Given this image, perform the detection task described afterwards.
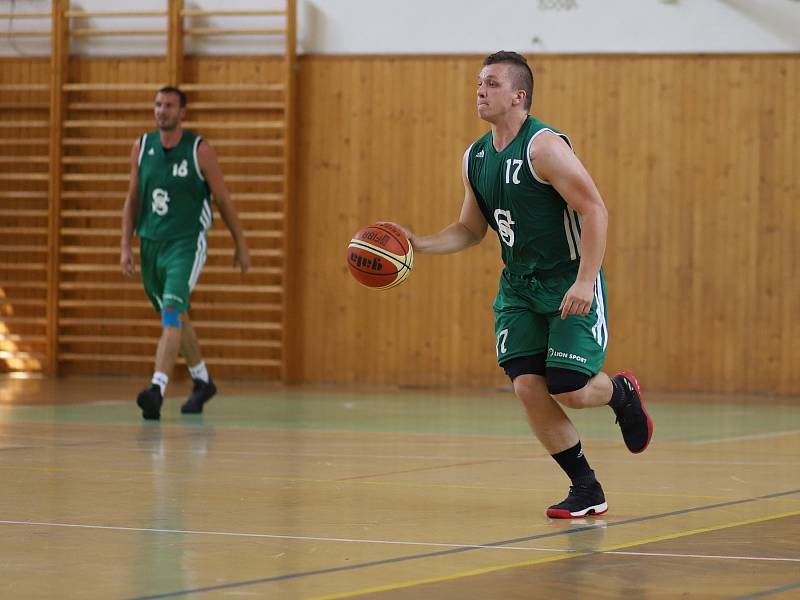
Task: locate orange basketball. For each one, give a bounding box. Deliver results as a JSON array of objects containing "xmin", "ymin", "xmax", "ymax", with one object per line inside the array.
[{"xmin": 347, "ymin": 222, "xmax": 414, "ymax": 290}]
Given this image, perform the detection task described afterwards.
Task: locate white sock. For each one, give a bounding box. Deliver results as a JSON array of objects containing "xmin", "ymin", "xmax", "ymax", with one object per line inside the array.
[
  {"xmin": 151, "ymin": 371, "xmax": 169, "ymax": 396},
  {"xmin": 188, "ymin": 361, "xmax": 209, "ymax": 383}
]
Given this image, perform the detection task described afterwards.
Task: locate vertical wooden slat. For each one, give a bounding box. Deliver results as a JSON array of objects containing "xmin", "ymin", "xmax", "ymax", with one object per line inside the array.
[
  {"xmin": 282, "ymin": 0, "xmax": 298, "ymax": 382},
  {"xmin": 46, "ymin": 0, "xmax": 68, "ymax": 374},
  {"xmin": 167, "ymin": 0, "xmax": 184, "ymax": 86}
]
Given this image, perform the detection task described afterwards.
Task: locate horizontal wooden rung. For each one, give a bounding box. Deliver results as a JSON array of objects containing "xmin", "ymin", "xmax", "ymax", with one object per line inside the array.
[
  {"xmin": 63, "ymin": 83, "xmax": 161, "ymax": 91},
  {"xmin": 58, "ymin": 264, "xmax": 282, "ymax": 276},
  {"xmin": 71, "ymin": 29, "xmax": 166, "ymax": 37},
  {"xmin": 185, "ymin": 28, "xmax": 287, "ymax": 36},
  {"xmin": 59, "ymin": 335, "xmax": 282, "ymax": 349},
  {"xmin": 0, "ymin": 84, "xmax": 49, "ymax": 91},
  {"xmin": 0, "ymin": 31, "xmax": 50, "ymax": 38},
  {"xmin": 179, "ymin": 83, "xmax": 284, "ymax": 92},
  {"xmin": 0, "ymin": 298, "xmax": 47, "ymax": 306},
  {"xmin": 62, "ymin": 174, "xmax": 128, "ymax": 181},
  {"xmin": 213, "ymin": 139, "xmax": 284, "ymax": 147},
  {"xmin": 0, "ymin": 209, "xmax": 48, "ymax": 217},
  {"xmin": 59, "ymin": 282, "xmax": 140, "ymax": 291},
  {"xmin": 0, "ymin": 121, "xmax": 48, "ymax": 127},
  {"xmin": 58, "ymin": 228, "xmax": 283, "ymax": 239},
  {"xmin": 0, "ymin": 173, "xmax": 49, "ymax": 180},
  {"xmin": 0, "ymin": 137, "xmax": 49, "ymax": 145},
  {"xmin": 0, "ymin": 227, "xmax": 47, "ymax": 235},
  {"xmin": 0, "ymin": 262, "xmax": 47, "ymax": 270},
  {"xmin": 0, "ymin": 245, "xmax": 48, "ymax": 252},
  {"xmin": 0, "ymin": 350, "xmax": 46, "ymax": 360},
  {"xmin": 0, "ymin": 334, "xmax": 47, "ymax": 343},
  {"xmin": 181, "ymin": 9, "xmax": 286, "ymax": 17},
  {"xmin": 0, "ymin": 317, "xmax": 47, "ymax": 325},
  {"xmin": 226, "ymin": 175, "xmax": 283, "ymax": 182},
  {"xmin": 64, "ymin": 10, "xmax": 166, "ymax": 18},
  {"xmin": 58, "ymin": 318, "xmax": 281, "ymax": 330},
  {"xmin": 0, "ymin": 156, "xmax": 49, "ymax": 163},
  {"xmin": 64, "ymin": 120, "xmax": 153, "ymax": 128},
  {"xmin": 61, "ymin": 209, "xmax": 124, "ymax": 218},
  {"xmin": 57, "ymin": 353, "xmax": 282, "ymax": 367},
  {"xmin": 0, "ymin": 12, "xmax": 50, "ymax": 18},
  {"xmin": 0, "ymin": 103, "xmax": 49, "ymax": 110},
  {"xmin": 58, "ymin": 299, "xmax": 282, "ymax": 311},
  {"xmin": 0, "ymin": 281, "xmax": 48, "ymax": 289},
  {"xmin": 0, "ymin": 191, "xmax": 48, "ymax": 199},
  {"xmin": 62, "ymin": 156, "xmax": 129, "ymax": 165}
]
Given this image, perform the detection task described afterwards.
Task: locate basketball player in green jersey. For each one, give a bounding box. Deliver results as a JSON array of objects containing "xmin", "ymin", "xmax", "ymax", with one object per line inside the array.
[
  {"xmin": 120, "ymin": 86, "xmax": 250, "ymax": 420},
  {"xmin": 394, "ymin": 52, "xmax": 653, "ymax": 518}
]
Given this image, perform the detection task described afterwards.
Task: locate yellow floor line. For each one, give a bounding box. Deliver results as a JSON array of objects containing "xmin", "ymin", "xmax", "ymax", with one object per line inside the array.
[{"xmin": 310, "ymin": 508, "xmax": 800, "ymax": 600}]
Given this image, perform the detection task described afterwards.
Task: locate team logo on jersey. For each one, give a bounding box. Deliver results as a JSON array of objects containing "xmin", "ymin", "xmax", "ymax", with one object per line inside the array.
[
  {"xmin": 494, "ymin": 209, "xmax": 515, "ymax": 247},
  {"xmin": 152, "ymin": 188, "xmax": 170, "ymax": 216}
]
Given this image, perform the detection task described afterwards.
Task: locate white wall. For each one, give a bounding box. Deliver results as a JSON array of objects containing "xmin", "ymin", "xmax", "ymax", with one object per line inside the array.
[{"xmin": 2, "ymin": 0, "xmax": 799, "ymax": 57}]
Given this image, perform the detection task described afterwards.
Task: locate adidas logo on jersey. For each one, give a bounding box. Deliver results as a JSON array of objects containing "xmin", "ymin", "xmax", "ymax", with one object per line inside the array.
[
  {"xmin": 475, "ymin": 149, "xmax": 485, "ymax": 158},
  {"xmin": 148, "ymin": 148, "xmax": 155, "ymax": 155}
]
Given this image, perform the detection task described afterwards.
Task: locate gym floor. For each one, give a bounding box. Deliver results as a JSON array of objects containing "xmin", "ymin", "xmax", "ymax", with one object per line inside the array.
[{"xmin": 1, "ymin": 376, "xmax": 798, "ymax": 599}]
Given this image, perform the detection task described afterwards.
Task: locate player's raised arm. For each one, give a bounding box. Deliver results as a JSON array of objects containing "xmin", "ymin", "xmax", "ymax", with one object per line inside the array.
[
  {"xmin": 396, "ymin": 148, "xmax": 489, "ymax": 255},
  {"xmin": 197, "ymin": 139, "xmax": 251, "ymax": 273},
  {"xmin": 120, "ymin": 138, "xmax": 141, "ymax": 277},
  {"xmin": 531, "ymin": 131, "xmax": 608, "ymax": 319}
]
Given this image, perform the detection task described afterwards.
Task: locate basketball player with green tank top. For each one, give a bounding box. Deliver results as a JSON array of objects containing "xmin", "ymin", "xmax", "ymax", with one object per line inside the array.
[
  {"xmin": 121, "ymin": 86, "xmax": 250, "ymax": 421},
  {"xmin": 391, "ymin": 52, "xmax": 653, "ymax": 518}
]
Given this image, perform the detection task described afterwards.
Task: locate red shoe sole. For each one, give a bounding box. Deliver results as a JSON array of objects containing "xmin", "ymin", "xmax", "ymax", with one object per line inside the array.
[{"xmin": 616, "ymin": 370, "xmax": 653, "ymax": 453}]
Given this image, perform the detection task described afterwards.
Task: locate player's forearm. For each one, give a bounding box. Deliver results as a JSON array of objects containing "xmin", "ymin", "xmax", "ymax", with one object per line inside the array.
[
  {"xmin": 412, "ymin": 222, "xmax": 482, "ymax": 255},
  {"xmin": 215, "ymin": 195, "xmax": 247, "ymax": 245},
  {"xmin": 120, "ymin": 196, "xmax": 138, "ymax": 249},
  {"xmin": 575, "ymin": 206, "xmax": 607, "ymax": 283}
]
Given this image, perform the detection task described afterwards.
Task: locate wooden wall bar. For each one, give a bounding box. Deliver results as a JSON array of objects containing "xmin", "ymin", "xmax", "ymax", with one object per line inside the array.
[{"xmin": 1, "ymin": 51, "xmax": 798, "ymax": 394}]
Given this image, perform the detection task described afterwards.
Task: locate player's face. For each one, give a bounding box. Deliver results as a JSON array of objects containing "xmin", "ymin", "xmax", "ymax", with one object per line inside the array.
[
  {"xmin": 476, "ymin": 64, "xmax": 521, "ymax": 122},
  {"xmin": 154, "ymin": 92, "xmax": 185, "ymax": 131}
]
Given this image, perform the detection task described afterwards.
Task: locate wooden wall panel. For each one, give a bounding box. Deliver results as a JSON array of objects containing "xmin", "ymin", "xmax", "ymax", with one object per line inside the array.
[
  {"xmin": 3, "ymin": 53, "xmax": 798, "ymax": 394},
  {"xmin": 294, "ymin": 54, "xmax": 800, "ymax": 394}
]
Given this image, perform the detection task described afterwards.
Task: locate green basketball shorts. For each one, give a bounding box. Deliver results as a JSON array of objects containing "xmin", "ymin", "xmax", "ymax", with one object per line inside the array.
[
  {"xmin": 492, "ymin": 268, "xmax": 608, "ymax": 376},
  {"xmin": 139, "ymin": 232, "xmax": 208, "ymax": 313}
]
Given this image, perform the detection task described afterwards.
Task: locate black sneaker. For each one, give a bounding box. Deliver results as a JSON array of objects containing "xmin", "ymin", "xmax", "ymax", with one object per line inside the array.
[
  {"xmin": 181, "ymin": 378, "xmax": 217, "ymax": 414},
  {"xmin": 611, "ymin": 371, "xmax": 654, "ymax": 454},
  {"xmin": 546, "ymin": 479, "xmax": 608, "ymax": 519},
  {"xmin": 137, "ymin": 384, "xmax": 163, "ymax": 421}
]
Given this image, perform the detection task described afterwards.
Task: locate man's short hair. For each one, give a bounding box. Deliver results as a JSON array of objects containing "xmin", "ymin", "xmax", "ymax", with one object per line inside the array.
[
  {"xmin": 483, "ymin": 51, "xmax": 534, "ymax": 111},
  {"xmin": 157, "ymin": 86, "xmax": 187, "ymax": 107}
]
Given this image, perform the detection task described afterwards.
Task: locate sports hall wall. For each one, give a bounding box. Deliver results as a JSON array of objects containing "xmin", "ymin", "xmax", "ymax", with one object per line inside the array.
[{"xmin": 1, "ymin": 2, "xmax": 799, "ymax": 394}]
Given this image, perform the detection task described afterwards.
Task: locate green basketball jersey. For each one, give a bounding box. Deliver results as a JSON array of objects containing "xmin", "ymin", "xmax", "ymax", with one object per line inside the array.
[
  {"xmin": 466, "ymin": 116, "xmax": 582, "ymax": 277},
  {"xmin": 136, "ymin": 129, "xmax": 212, "ymax": 241}
]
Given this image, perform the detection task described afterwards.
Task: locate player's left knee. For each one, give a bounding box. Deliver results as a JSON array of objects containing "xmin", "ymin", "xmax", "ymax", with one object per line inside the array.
[
  {"xmin": 547, "ymin": 367, "xmax": 591, "ymax": 408},
  {"xmin": 161, "ymin": 306, "xmax": 184, "ymax": 329}
]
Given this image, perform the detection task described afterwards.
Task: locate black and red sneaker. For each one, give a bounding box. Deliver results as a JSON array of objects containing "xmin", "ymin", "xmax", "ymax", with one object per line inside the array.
[
  {"xmin": 546, "ymin": 479, "xmax": 608, "ymax": 519},
  {"xmin": 611, "ymin": 371, "xmax": 653, "ymax": 454}
]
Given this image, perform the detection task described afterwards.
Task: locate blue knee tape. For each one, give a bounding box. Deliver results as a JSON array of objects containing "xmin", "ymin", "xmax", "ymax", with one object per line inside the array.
[{"xmin": 162, "ymin": 306, "xmax": 183, "ymax": 328}]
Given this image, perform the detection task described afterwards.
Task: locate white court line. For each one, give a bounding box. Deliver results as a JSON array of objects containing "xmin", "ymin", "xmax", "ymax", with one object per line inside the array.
[
  {"xmin": 691, "ymin": 430, "xmax": 800, "ymax": 445},
  {"xmin": 0, "ymin": 520, "xmax": 796, "ymax": 565},
  {"xmin": 0, "ymin": 520, "xmax": 568, "ymax": 553}
]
